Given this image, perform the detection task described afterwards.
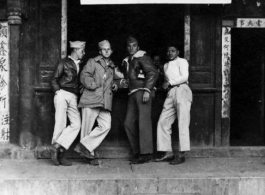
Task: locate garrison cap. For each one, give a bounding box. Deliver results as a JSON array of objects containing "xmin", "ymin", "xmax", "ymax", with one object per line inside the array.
[
  {"xmin": 98, "ymin": 40, "xmax": 111, "ymax": 49},
  {"xmin": 69, "ymin": 41, "xmax": 86, "ymax": 49}
]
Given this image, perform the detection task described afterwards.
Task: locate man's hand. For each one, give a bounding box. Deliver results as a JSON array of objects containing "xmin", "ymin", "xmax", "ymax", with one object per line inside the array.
[
  {"xmin": 79, "ymin": 85, "xmax": 84, "ymax": 93},
  {"xmin": 112, "ymin": 83, "xmax": 118, "ymax": 92},
  {"xmin": 142, "ymin": 91, "xmax": 150, "ymax": 103},
  {"xmin": 120, "ymin": 79, "xmax": 128, "ymax": 88},
  {"xmin": 162, "ymin": 81, "xmax": 170, "ymax": 90}
]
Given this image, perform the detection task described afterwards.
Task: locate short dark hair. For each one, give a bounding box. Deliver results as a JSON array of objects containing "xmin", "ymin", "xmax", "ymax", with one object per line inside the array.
[{"xmin": 166, "ymin": 42, "xmax": 180, "ymax": 51}]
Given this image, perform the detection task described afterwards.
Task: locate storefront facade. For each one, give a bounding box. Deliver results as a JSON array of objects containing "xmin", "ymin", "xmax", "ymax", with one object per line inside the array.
[{"xmin": 1, "ymin": 0, "xmax": 265, "ymax": 158}]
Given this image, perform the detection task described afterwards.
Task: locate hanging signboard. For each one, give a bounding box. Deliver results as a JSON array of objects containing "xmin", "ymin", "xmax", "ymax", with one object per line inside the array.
[
  {"xmin": 0, "ymin": 22, "xmax": 9, "ymax": 142},
  {"xmin": 237, "ymin": 18, "xmax": 265, "ymax": 28},
  {"xmin": 81, "ymin": 0, "xmax": 231, "ymax": 5}
]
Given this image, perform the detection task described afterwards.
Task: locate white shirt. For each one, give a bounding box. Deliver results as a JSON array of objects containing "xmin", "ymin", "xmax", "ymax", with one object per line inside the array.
[
  {"xmin": 68, "ymin": 56, "xmax": 80, "ymax": 74},
  {"xmin": 164, "ymin": 57, "xmax": 189, "ymax": 86}
]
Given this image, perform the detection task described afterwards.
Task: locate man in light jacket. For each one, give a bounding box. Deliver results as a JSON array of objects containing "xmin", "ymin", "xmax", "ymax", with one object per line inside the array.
[{"xmin": 74, "ymin": 40, "xmax": 117, "ymax": 166}]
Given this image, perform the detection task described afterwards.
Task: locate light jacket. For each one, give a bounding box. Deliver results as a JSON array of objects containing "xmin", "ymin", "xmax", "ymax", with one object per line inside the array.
[{"xmin": 78, "ymin": 55, "xmax": 115, "ymax": 111}]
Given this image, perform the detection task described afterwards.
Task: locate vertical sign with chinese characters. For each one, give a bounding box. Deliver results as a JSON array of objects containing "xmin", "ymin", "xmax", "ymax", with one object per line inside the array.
[
  {"xmin": 222, "ymin": 27, "xmax": 231, "ymax": 118},
  {"xmin": 0, "ymin": 22, "xmax": 9, "ymax": 142}
]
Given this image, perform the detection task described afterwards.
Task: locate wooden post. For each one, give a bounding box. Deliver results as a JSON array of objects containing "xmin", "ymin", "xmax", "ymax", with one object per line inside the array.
[
  {"xmin": 7, "ymin": 0, "xmax": 21, "ymax": 144},
  {"xmin": 61, "ymin": 0, "xmax": 67, "ymax": 58}
]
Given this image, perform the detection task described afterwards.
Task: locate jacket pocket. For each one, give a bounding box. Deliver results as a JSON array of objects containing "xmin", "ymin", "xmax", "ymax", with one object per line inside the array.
[{"xmin": 79, "ymin": 87, "xmax": 103, "ymax": 105}]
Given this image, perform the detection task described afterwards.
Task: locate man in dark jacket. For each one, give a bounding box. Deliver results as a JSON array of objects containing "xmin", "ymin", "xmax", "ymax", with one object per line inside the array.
[
  {"xmin": 74, "ymin": 40, "xmax": 117, "ymax": 166},
  {"xmin": 50, "ymin": 41, "xmax": 86, "ymax": 166},
  {"xmin": 123, "ymin": 36, "xmax": 158, "ymax": 164}
]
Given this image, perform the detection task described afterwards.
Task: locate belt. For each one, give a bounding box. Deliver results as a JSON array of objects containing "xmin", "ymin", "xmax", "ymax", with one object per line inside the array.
[{"xmin": 168, "ymin": 82, "xmax": 188, "ymax": 90}]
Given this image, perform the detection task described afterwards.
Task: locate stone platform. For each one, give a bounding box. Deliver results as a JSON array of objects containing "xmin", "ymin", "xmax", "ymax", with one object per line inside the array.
[{"xmin": 1, "ymin": 157, "xmax": 265, "ymax": 195}]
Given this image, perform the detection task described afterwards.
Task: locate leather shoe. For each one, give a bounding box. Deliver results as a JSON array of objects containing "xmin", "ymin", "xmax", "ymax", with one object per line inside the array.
[
  {"xmin": 131, "ymin": 154, "xmax": 151, "ymax": 164},
  {"xmin": 155, "ymin": 154, "xmax": 174, "ymax": 162},
  {"xmin": 88, "ymin": 159, "xmax": 100, "ymax": 166},
  {"xmin": 58, "ymin": 148, "xmax": 72, "ymax": 166},
  {"xmin": 74, "ymin": 143, "xmax": 95, "ymax": 159},
  {"xmin": 170, "ymin": 155, "xmax": 185, "ymax": 165},
  {"xmin": 50, "ymin": 144, "xmax": 60, "ymax": 166}
]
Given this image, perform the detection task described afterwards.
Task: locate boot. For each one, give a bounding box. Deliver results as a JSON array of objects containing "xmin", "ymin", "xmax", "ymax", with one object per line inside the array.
[
  {"xmin": 50, "ymin": 143, "xmax": 60, "ymax": 166},
  {"xmin": 58, "ymin": 148, "xmax": 72, "ymax": 166}
]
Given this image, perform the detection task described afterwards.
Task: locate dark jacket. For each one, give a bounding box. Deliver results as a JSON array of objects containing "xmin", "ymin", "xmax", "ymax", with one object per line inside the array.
[
  {"xmin": 123, "ymin": 50, "xmax": 158, "ymax": 93},
  {"xmin": 78, "ymin": 55, "xmax": 115, "ymax": 111},
  {"xmin": 50, "ymin": 57, "xmax": 80, "ymax": 94}
]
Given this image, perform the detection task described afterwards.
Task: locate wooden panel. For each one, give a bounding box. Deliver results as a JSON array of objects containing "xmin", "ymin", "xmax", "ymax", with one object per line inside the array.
[
  {"xmin": 189, "ymin": 72, "xmax": 211, "ymax": 84},
  {"xmin": 190, "ymin": 6, "xmax": 217, "ymax": 88},
  {"xmin": 189, "ymin": 93, "xmax": 215, "ymax": 147},
  {"xmin": 37, "ymin": 0, "xmax": 61, "ymax": 85},
  {"xmin": 35, "ymin": 93, "xmax": 55, "ymax": 146},
  {"xmin": 39, "ymin": 67, "xmax": 54, "ymax": 85}
]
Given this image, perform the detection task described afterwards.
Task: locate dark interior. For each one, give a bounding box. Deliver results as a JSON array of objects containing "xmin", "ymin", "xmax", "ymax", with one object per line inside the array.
[
  {"xmin": 230, "ymin": 28, "xmax": 265, "ymax": 146},
  {"xmin": 67, "ymin": 1, "xmax": 185, "ymax": 66}
]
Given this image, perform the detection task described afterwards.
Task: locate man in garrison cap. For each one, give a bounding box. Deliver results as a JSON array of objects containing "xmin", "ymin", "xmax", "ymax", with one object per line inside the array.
[
  {"xmin": 74, "ymin": 40, "xmax": 118, "ymax": 166},
  {"xmin": 123, "ymin": 36, "xmax": 158, "ymax": 164},
  {"xmin": 50, "ymin": 41, "xmax": 86, "ymax": 166}
]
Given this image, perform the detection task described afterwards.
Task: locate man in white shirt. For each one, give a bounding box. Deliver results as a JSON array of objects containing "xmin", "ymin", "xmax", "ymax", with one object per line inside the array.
[{"xmin": 155, "ymin": 43, "xmax": 192, "ymax": 165}]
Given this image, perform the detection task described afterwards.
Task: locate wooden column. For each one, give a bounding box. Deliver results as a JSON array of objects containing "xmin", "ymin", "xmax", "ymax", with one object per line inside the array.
[
  {"xmin": 61, "ymin": 0, "xmax": 67, "ymax": 58},
  {"xmin": 7, "ymin": 0, "xmax": 21, "ymax": 144},
  {"xmin": 18, "ymin": 0, "xmax": 38, "ymax": 149}
]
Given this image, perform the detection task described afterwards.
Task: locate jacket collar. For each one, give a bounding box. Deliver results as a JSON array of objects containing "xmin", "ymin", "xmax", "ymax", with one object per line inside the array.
[
  {"xmin": 123, "ymin": 50, "xmax": 146, "ymax": 63},
  {"xmin": 94, "ymin": 55, "xmax": 115, "ymax": 68}
]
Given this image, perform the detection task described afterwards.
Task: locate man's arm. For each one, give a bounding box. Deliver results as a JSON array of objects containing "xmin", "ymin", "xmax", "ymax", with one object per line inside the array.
[
  {"xmin": 80, "ymin": 59, "xmax": 98, "ymax": 90},
  {"xmin": 140, "ymin": 55, "xmax": 158, "ymax": 92},
  {"xmin": 50, "ymin": 61, "xmax": 64, "ymax": 93}
]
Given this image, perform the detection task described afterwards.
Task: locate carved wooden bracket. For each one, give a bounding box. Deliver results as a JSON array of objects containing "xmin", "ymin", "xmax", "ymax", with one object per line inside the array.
[{"xmin": 7, "ymin": 0, "xmax": 22, "ymax": 25}]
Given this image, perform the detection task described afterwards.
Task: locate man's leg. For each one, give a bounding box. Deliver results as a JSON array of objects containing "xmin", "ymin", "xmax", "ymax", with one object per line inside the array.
[
  {"xmin": 80, "ymin": 107, "xmax": 100, "ymax": 139},
  {"xmin": 50, "ymin": 90, "xmax": 68, "ymax": 165},
  {"xmin": 52, "ymin": 90, "xmax": 67, "ymax": 145},
  {"xmin": 81, "ymin": 109, "xmax": 111, "ymax": 153},
  {"xmin": 124, "ymin": 94, "xmax": 139, "ymax": 155},
  {"xmin": 137, "ymin": 91, "xmax": 154, "ymax": 154},
  {"xmin": 74, "ymin": 107, "xmax": 99, "ymax": 158},
  {"xmin": 55, "ymin": 93, "xmax": 81, "ymax": 150},
  {"xmin": 170, "ymin": 85, "xmax": 192, "ymax": 165},
  {"xmin": 156, "ymin": 91, "xmax": 177, "ymax": 152},
  {"xmin": 176, "ymin": 101, "xmax": 191, "ymax": 152}
]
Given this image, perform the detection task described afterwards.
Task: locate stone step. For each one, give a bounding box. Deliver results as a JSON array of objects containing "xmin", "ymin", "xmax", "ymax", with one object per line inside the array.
[{"xmin": 1, "ymin": 157, "xmax": 265, "ymax": 195}]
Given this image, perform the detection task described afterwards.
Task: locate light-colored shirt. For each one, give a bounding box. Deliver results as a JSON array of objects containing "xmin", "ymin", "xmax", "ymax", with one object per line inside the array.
[
  {"xmin": 164, "ymin": 57, "xmax": 189, "ymax": 86},
  {"xmin": 68, "ymin": 56, "xmax": 80, "ymax": 74}
]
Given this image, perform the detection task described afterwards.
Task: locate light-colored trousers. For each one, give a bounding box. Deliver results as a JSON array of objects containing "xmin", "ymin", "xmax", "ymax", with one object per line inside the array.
[
  {"xmin": 157, "ymin": 84, "xmax": 192, "ymax": 152},
  {"xmin": 80, "ymin": 107, "xmax": 111, "ymax": 153},
  {"xmin": 52, "ymin": 90, "xmax": 81, "ymax": 150}
]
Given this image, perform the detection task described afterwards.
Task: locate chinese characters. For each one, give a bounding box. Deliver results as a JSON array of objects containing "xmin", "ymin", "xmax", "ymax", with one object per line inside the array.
[
  {"xmin": 222, "ymin": 27, "xmax": 231, "ymax": 118},
  {"xmin": 0, "ymin": 22, "xmax": 9, "ymax": 141}
]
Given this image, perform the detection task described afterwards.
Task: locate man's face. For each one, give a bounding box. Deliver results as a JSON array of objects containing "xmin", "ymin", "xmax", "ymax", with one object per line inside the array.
[
  {"xmin": 167, "ymin": 46, "xmax": 179, "ymax": 60},
  {"xmin": 75, "ymin": 48, "xmax": 85, "ymax": 60},
  {"xmin": 153, "ymin": 56, "xmax": 161, "ymax": 67},
  {"xmin": 127, "ymin": 41, "xmax": 139, "ymax": 56},
  {"xmin": 99, "ymin": 45, "xmax": 112, "ymax": 58}
]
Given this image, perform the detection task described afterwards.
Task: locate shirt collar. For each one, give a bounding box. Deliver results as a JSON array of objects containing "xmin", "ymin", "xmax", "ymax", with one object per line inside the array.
[{"xmin": 68, "ymin": 55, "xmax": 80, "ymax": 65}]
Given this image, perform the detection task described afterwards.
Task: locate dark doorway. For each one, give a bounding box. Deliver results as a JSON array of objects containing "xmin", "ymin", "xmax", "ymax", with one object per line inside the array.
[
  {"xmin": 230, "ymin": 28, "xmax": 265, "ymax": 146},
  {"xmin": 66, "ymin": 2, "xmax": 185, "ymax": 155},
  {"xmin": 67, "ymin": 1, "xmax": 185, "ymax": 65}
]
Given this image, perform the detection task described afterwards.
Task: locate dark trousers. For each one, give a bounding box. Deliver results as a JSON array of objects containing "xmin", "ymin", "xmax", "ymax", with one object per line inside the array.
[{"xmin": 124, "ymin": 90, "xmax": 154, "ymax": 155}]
